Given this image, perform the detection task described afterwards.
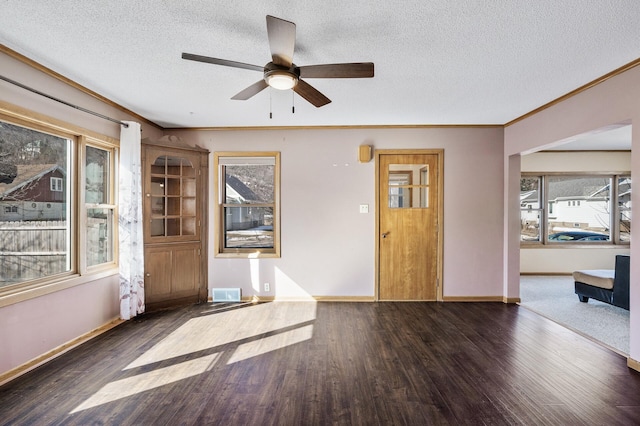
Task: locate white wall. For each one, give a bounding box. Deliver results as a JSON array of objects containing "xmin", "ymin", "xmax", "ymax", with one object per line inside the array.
[
  {"xmin": 170, "ymin": 127, "xmax": 505, "ymax": 299},
  {"xmin": 520, "ymin": 151, "xmax": 631, "ymax": 272},
  {"xmin": 504, "ymin": 64, "xmax": 640, "ymax": 364}
]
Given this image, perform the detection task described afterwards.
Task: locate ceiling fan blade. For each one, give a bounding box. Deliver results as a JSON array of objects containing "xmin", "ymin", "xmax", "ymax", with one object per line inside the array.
[
  {"xmin": 231, "ymin": 80, "xmax": 269, "ymax": 100},
  {"xmin": 182, "ymin": 52, "xmax": 263, "ymax": 72},
  {"xmin": 298, "ymin": 62, "xmax": 375, "ymax": 79},
  {"xmin": 293, "ymin": 79, "xmax": 331, "ymax": 108},
  {"xmin": 266, "ymin": 15, "xmax": 296, "ymax": 67}
]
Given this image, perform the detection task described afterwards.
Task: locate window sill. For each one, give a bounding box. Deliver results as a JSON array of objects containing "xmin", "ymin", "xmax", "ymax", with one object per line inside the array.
[
  {"xmin": 0, "ymin": 267, "xmax": 119, "ymax": 308},
  {"xmin": 216, "ymin": 251, "xmax": 280, "ymax": 259},
  {"xmin": 520, "ymin": 243, "xmax": 630, "ymax": 249}
]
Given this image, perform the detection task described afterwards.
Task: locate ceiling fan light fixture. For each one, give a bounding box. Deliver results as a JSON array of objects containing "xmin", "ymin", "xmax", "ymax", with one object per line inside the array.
[{"xmin": 265, "ymin": 70, "xmax": 298, "ymax": 90}]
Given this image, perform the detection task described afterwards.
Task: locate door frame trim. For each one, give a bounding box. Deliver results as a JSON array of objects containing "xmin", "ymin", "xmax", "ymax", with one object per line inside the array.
[{"xmin": 374, "ymin": 149, "xmax": 444, "ymax": 301}]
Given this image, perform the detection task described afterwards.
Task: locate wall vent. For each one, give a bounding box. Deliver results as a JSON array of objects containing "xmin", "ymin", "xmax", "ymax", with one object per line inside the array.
[{"xmin": 212, "ymin": 288, "xmax": 241, "ymax": 302}]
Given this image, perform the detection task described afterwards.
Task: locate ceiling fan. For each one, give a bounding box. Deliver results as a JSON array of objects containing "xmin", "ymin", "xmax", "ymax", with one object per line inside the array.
[{"xmin": 182, "ymin": 15, "xmax": 374, "ymax": 108}]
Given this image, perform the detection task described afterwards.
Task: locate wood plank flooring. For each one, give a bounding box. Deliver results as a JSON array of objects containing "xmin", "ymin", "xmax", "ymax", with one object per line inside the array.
[{"xmin": 1, "ymin": 302, "xmax": 640, "ymax": 425}]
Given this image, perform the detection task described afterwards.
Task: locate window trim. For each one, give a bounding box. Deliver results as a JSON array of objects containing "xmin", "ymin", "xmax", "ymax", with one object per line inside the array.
[
  {"xmin": 521, "ymin": 172, "xmax": 631, "ymax": 246},
  {"xmin": 0, "ymin": 102, "xmax": 119, "ymax": 307},
  {"xmin": 213, "ymin": 151, "xmax": 281, "ymax": 258}
]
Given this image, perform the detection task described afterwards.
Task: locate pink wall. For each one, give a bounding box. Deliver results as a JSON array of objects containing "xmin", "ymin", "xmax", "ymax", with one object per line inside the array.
[
  {"xmin": 0, "ymin": 51, "xmax": 163, "ymax": 376},
  {"xmin": 170, "ymin": 126, "xmax": 505, "ymax": 300},
  {"xmin": 504, "ymin": 65, "xmax": 640, "ymax": 363},
  {"xmin": 0, "ymin": 275, "xmax": 119, "ymax": 374}
]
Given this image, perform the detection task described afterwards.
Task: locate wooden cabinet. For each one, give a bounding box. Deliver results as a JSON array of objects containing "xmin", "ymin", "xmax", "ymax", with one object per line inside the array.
[{"xmin": 142, "ymin": 138, "xmax": 208, "ymax": 311}]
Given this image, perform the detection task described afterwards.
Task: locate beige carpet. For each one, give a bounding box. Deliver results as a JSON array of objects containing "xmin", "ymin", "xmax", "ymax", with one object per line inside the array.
[{"xmin": 519, "ymin": 275, "xmax": 629, "ymax": 355}]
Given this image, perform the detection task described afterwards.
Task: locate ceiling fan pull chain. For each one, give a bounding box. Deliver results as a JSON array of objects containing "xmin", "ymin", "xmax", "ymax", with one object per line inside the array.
[
  {"xmin": 292, "ymin": 91, "xmax": 295, "ymax": 114},
  {"xmin": 270, "ymin": 90, "xmax": 273, "ymax": 119}
]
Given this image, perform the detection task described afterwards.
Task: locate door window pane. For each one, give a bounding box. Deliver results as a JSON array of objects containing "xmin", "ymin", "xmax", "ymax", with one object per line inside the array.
[{"xmin": 388, "ymin": 164, "xmax": 429, "ymax": 208}]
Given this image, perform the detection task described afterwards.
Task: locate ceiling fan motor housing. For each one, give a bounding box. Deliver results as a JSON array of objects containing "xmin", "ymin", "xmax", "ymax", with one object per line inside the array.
[{"xmin": 263, "ymin": 62, "xmax": 299, "ymax": 90}]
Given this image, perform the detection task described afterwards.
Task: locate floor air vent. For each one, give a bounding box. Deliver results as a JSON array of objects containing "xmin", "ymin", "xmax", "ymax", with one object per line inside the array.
[{"xmin": 212, "ymin": 288, "xmax": 242, "ymax": 302}]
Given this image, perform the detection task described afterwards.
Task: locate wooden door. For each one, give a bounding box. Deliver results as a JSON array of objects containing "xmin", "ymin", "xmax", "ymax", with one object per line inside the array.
[{"xmin": 378, "ymin": 152, "xmax": 442, "ymax": 301}]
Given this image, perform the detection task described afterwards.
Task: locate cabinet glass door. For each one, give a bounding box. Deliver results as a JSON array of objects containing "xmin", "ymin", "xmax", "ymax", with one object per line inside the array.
[{"xmin": 148, "ymin": 154, "xmax": 198, "ymax": 239}]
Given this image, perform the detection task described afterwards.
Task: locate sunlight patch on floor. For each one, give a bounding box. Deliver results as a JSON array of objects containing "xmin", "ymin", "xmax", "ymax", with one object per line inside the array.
[
  {"xmin": 227, "ymin": 324, "xmax": 314, "ymax": 364},
  {"xmin": 70, "ymin": 354, "xmax": 220, "ymax": 413},
  {"xmin": 125, "ymin": 301, "xmax": 317, "ymax": 370},
  {"xmin": 70, "ymin": 302, "xmax": 318, "ymax": 414}
]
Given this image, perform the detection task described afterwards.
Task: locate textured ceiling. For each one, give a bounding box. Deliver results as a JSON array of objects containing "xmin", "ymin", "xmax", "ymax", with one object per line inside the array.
[{"xmin": 1, "ymin": 1, "xmax": 639, "ymax": 129}]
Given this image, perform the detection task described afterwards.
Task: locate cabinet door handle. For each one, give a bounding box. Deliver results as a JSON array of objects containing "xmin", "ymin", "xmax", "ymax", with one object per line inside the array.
[{"xmin": 146, "ymin": 273, "xmax": 150, "ymax": 277}]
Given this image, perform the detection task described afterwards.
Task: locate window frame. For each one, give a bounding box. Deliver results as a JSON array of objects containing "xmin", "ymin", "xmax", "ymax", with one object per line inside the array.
[
  {"xmin": 0, "ymin": 106, "xmax": 119, "ymax": 306},
  {"xmin": 213, "ymin": 151, "xmax": 281, "ymax": 258},
  {"xmin": 521, "ymin": 172, "xmax": 631, "ymax": 246}
]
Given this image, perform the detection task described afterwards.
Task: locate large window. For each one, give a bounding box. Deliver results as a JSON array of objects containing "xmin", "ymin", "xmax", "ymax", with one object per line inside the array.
[
  {"xmin": 521, "ymin": 174, "xmax": 631, "ymax": 245},
  {"xmin": 0, "ymin": 117, "xmax": 117, "ymax": 291},
  {"xmin": 214, "ymin": 152, "xmax": 280, "ymax": 257}
]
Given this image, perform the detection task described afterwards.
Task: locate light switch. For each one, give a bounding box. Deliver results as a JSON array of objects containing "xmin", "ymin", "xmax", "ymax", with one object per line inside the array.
[{"xmin": 359, "ymin": 204, "xmax": 369, "ymax": 213}]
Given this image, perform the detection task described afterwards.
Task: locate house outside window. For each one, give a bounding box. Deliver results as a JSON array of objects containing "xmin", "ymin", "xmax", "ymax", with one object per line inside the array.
[
  {"xmin": 521, "ymin": 174, "xmax": 631, "ymax": 245},
  {"xmin": 214, "ymin": 152, "xmax": 280, "ymax": 258},
  {"xmin": 0, "ymin": 117, "xmax": 117, "ymax": 291}
]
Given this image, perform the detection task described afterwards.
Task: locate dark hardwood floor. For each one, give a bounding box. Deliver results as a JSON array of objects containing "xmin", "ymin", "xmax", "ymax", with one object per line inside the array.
[{"xmin": 1, "ymin": 302, "xmax": 640, "ymax": 425}]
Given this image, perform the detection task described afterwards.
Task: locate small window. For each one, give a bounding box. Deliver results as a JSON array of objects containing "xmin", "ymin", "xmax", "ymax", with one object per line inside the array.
[
  {"xmin": 214, "ymin": 152, "xmax": 280, "ymax": 257},
  {"xmin": 520, "ymin": 176, "xmax": 542, "ymax": 242},
  {"xmin": 85, "ymin": 145, "xmax": 115, "ymax": 267},
  {"xmin": 618, "ymin": 176, "xmax": 631, "ymax": 243},
  {"xmin": 50, "ymin": 177, "xmax": 64, "ymax": 192}
]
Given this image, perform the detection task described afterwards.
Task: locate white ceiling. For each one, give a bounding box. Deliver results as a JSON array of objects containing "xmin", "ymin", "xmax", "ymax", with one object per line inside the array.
[
  {"xmin": 545, "ymin": 124, "xmax": 632, "ymax": 151},
  {"xmin": 1, "ymin": 1, "xmax": 640, "ymax": 130}
]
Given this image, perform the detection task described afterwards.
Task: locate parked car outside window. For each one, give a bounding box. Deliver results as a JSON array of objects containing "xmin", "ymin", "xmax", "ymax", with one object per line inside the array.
[{"xmin": 548, "ymin": 231, "xmax": 609, "ymax": 241}]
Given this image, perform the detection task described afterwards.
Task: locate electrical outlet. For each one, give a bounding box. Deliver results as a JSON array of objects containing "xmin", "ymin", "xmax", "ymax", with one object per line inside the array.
[
  {"xmin": 359, "ymin": 204, "xmax": 369, "ymax": 213},
  {"xmin": 264, "ymin": 283, "xmax": 270, "ymax": 292}
]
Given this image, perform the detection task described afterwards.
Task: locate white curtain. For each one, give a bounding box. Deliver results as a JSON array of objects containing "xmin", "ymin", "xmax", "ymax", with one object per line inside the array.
[{"xmin": 118, "ymin": 121, "xmax": 144, "ymax": 320}]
